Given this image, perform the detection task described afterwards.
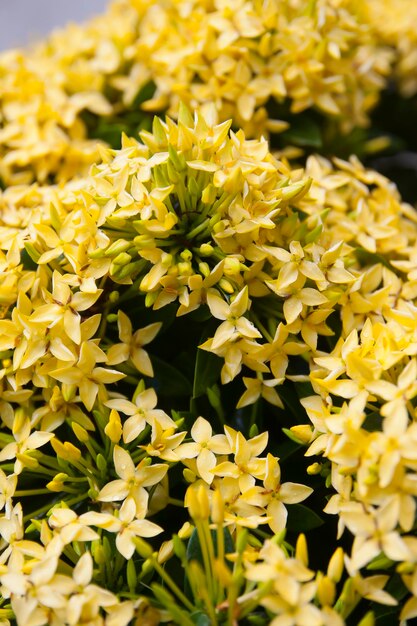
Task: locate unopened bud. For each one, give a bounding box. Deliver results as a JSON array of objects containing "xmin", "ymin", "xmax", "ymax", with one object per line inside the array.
[
  {"xmin": 236, "ymin": 528, "xmax": 249, "ymax": 553},
  {"xmin": 199, "ymin": 243, "xmax": 214, "ymax": 257},
  {"xmin": 212, "ymin": 490, "xmax": 224, "ymax": 524},
  {"xmin": 134, "ymin": 537, "xmax": 154, "ymax": 559},
  {"xmin": 183, "ymin": 468, "xmax": 196, "ymax": 483},
  {"xmin": 295, "ymin": 534, "xmax": 308, "ymax": 566},
  {"xmin": 219, "ymin": 278, "xmax": 234, "ymax": 294},
  {"xmin": 224, "ymin": 257, "xmax": 241, "ymax": 276},
  {"xmin": 280, "ymin": 179, "xmax": 311, "ymax": 202},
  {"xmin": 177, "ymin": 261, "xmax": 192, "ymax": 276},
  {"xmin": 172, "ymin": 535, "xmax": 186, "ymax": 560},
  {"xmin": 327, "ymin": 547, "xmax": 344, "ymax": 583},
  {"xmin": 113, "ymin": 252, "xmax": 132, "ymax": 266},
  {"xmin": 127, "ymin": 558, "xmax": 137, "ymax": 592},
  {"xmin": 180, "ymin": 249, "xmax": 192, "ymax": 262},
  {"xmin": 158, "ymin": 540, "xmax": 174, "ymax": 564},
  {"xmin": 96, "ymin": 454, "xmax": 107, "ymax": 472},
  {"xmin": 201, "ymin": 184, "xmax": 217, "ymax": 205},
  {"xmin": 357, "ymin": 612, "xmax": 375, "ymax": 626},
  {"xmin": 16, "ymin": 453, "xmax": 39, "ymax": 469},
  {"xmin": 145, "ymin": 292, "xmax": 158, "ymax": 307},
  {"xmin": 104, "ymin": 409, "xmax": 122, "ymax": 443},
  {"xmin": 307, "ymin": 462, "xmax": 322, "ymax": 475},
  {"xmin": 289, "ymin": 424, "xmax": 313, "ymax": 444},
  {"xmin": 72, "ymin": 422, "xmax": 89, "ymax": 443},
  {"xmin": 178, "ymin": 522, "xmax": 194, "ymax": 540},
  {"xmin": 51, "ymin": 439, "xmax": 81, "ymax": 462},
  {"xmin": 198, "ymin": 261, "xmax": 210, "ymax": 277},
  {"xmin": 104, "ymin": 240, "xmax": 131, "ymax": 257},
  {"xmin": 317, "ymin": 573, "xmax": 335, "ymax": 607}
]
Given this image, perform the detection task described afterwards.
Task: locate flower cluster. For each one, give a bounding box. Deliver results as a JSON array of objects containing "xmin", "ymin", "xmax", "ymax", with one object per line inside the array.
[
  {"xmin": 362, "ymin": 0, "xmax": 417, "ymax": 96},
  {"xmin": 1, "ymin": 1, "xmax": 417, "ymax": 625},
  {"xmin": 0, "ymin": 0, "xmax": 397, "ymax": 186},
  {"xmin": 0, "ymin": 103, "xmax": 416, "ymax": 624}
]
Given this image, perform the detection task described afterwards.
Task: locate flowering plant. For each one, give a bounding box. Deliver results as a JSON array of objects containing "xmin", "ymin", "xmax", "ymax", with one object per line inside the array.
[{"xmin": 1, "ymin": 1, "xmax": 417, "ymax": 625}]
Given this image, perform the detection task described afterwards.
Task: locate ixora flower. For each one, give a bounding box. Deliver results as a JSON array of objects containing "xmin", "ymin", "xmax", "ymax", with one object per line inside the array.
[
  {"xmin": 362, "ymin": 0, "xmax": 417, "ymax": 96},
  {"xmin": 0, "ymin": 0, "xmax": 394, "ymax": 186},
  {"xmin": 2, "ymin": 0, "xmax": 417, "ymax": 618},
  {"xmin": 82, "ymin": 105, "xmax": 312, "ymax": 303},
  {"xmin": 117, "ymin": 0, "xmax": 392, "ymax": 134}
]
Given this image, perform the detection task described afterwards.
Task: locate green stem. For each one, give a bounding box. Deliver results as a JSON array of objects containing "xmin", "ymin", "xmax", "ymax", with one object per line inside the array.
[
  {"xmin": 15, "ymin": 489, "xmax": 52, "ymax": 496},
  {"xmin": 187, "ymin": 218, "xmax": 210, "ymax": 240},
  {"xmin": 216, "ymin": 522, "xmax": 225, "ymax": 605},
  {"xmin": 23, "ymin": 492, "xmax": 86, "ymax": 523},
  {"xmin": 152, "ymin": 559, "xmax": 196, "ymax": 612},
  {"xmin": 195, "ymin": 520, "xmax": 214, "ymax": 600},
  {"xmin": 167, "ymin": 497, "xmax": 184, "ymax": 507}
]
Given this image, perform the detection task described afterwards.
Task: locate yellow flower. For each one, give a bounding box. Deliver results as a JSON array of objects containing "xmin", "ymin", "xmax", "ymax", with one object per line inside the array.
[
  {"xmin": 50, "ymin": 341, "xmax": 125, "ymax": 411},
  {"xmin": 97, "ymin": 445, "xmax": 168, "ymax": 515},
  {"xmin": 0, "ymin": 414, "xmax": 53, "ymax": 475},
  {"xmin": 341, "ymin": 499, "xmax": 411, "ymax": 571},
  {"xmin": 213, "ymin": 426, "xmax": 268, "ymax": 491},
  {"xmin": 206, "ymin": 286, "xmax": 261, "ymax": 350},
  {"xmin": 105, "ymin": 387, "xmax": 175, "ymax": 443},
  {"xmin": 261, "ymin": 454, "xmax": 313, "ymax": 534},
  {"xmin": 81, "ymin": 497, "xmax": 163, "ymax": 559},
  {"xmin": 237, "ymin": 376, "xmax": 284, "ymax": 409},
  {"xmin": 106, "ymin": 310, "xmax": 161, "ymax": 376},
  {"xmin": 48, "ymin": 507, "xmax": 99, "ymax": 544},
  {"xmin": 29, "ymin": 271, "xmax": 102, "ymax": 345},
  {"xmin": 177, "ymin": 416, "xmax": 231, "ymax": 484},
  {"xmin": 140, "ymin": 421, "xmax": 187, "ymax": 462}
]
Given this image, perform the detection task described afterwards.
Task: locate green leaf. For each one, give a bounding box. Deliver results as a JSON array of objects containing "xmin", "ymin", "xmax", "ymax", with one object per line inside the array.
[
  {"xmin": 275, "ymin": 434, "xmax": 303, "ymax": 462},
  {"xmin": 193, "ymin": 327, "xmax": 222, "ymax": 398},
  {"xmin": 186, "ymin": 527, "xmax": 234, "ymax": 566},
  {"xmin": 281, "ymin": 116, "xmax": 323, "ymax": 148},
  {"xmin": 278, "ymin": 383, "xmax": 304, "ymax": 422},
  {"xmin": 355, "ymin": 248, "xmax": 392, "ymax": 270},
  {"xmin": 21, "ymin": 248, "xmax": 38, "ymax": 271},
  {"xmin": 362, "ymin": 412, "xmax": 382, "ymax": 433},
  {"xmin": 132, "ymin": 81, "xmax": 156, "ymax": 107},
  {"xmin": 286, "ymin": 504, "xmax": 324, "ymax": 532},
  {"xmin": 185, "ymin": 526, "xmax": 234, "ymax": 599},
  {"xmin": 151, "ymin": 356, "xmax": 192, "ymax": 397},
  {"xmin": 191, "ymin": 612, "xmax": 211, "ymax": 626}
]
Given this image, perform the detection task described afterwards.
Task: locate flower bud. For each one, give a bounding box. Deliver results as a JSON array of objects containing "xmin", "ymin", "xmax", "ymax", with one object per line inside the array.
[
  {"xmin": 307, "ymin": 462, "xmax": 322, "ymax": 475},
  {"xmin": 104, "ymin": 240, "xmax": 131, "ymax": 257},
  {"xmin": 172, "ymin": 535, "xmax": 186, "ymax": 560},
  {"xmin": 51, "ymin": 439, "xmax": 82, "ymax": 462},
  {"xmin": 219, "ymin": 278, "xmax": 234, "ymax": 294},
  {"xmin": 183, "ymin": 468, "xmax": 196, "ymax": 483},
  {"xmin": 96, "ymin": 453, "xmax": 107, "ymax": 472},
  {"xmin": 158, "ymin": 540, "xmax": 174, "ymax": 564},
  {"xmin": 296, "ymin": 534, "xmax": 308, "ymax": 566},
  {"xmin": 198, "ymin": 262, "xmax": 210, "ymax": 277},
  {"xmin": 113, "ymin": 252, "xmax": 132, "ymax": 265},
  {"xmin": 16, "ymin": 453, "xmax": 39, "ymax": 470},
  {"xmin": 224, "ymin": 257, "xmax": 241, "ymax": 276},
  {"xmin": 357, "ymin": 612, "xmax": 375, "ymax": 626},
  {"xmin": 72, "ymin": 422, "xmax": 89, "ymax": 443},
  {"xmin": 104, "ymin": 409, "xmax": 122, "ymax": 443},
  {"xmin": 327, "ymin": 547, "xmax": 344, "ymax": 583},
  {"xmin": 289, "ymin": 424, "xmax": 313, "ymax": 444},
  {"xmin": 127, "ymin": 558, "xmax": 137, "ymax": 592},
  {"xmin": 178, "ymin": 522, "xmax": 194, "ymax": 540},
  {"xmin": 211, "ymin": 490, "xmax": 224, "ymax": 524},
  {"xmin": 316, "ymin": 572, "xmax": 336, "ymax": 607},
  {"xmin": 134, "ymin": 537, "xmax": 154, "ymax": 559},
  {"xmin": 199, "ymin": 243, "xmax": 214, "ymax": 256}
]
